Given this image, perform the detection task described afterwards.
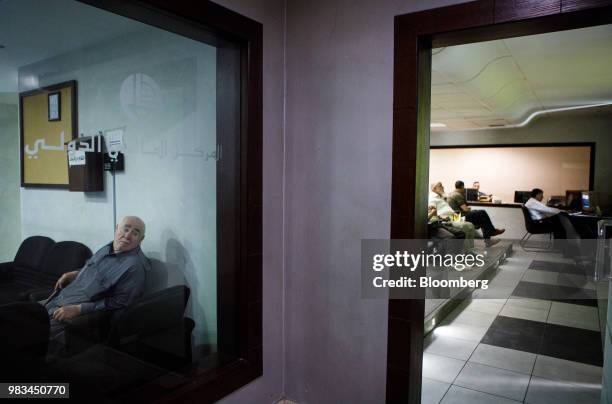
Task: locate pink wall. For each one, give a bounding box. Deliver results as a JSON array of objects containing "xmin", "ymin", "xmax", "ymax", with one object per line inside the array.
[
  {"xmin": 214, "ymin": 0, "xmax": 474, "ymax": 402},
  {"xmin": 283, "ymin": 0, "xmax": 471, "ymax": 403},
  {"xmin": 429, "ymin": 146, "xmax": 591, "ymax": 202}
]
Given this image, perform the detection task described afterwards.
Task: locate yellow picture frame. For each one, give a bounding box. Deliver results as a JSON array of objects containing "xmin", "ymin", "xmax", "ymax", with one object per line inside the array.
[{"xmin": 20, "ymin": 80, "xmax": 77, "ymax": 188}]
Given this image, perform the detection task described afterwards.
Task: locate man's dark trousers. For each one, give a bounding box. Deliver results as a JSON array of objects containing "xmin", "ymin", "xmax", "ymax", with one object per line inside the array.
[
  {"xmin": 539, "ymin": 214, "xmax": 566, "ymax": 239},
  {"xmin": 465, "ymin": 210, "xmax": 495, "ymax": 238}
]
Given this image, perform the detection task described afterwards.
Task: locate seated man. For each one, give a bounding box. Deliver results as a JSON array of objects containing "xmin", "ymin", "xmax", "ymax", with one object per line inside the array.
[
  {"xmin": 447, "ymin": 181, "xmax": 505, "ymax": 246},
  {"xmin": 44, "ymin": 216, "xmax": 148, "ymax": 352},
  {"xmin": 524, "ymin": 188, "xmax": 565, "ymax": 239},
  {"xmin": 429, "ymin": 182, "xmax": 477, "ymax": 252},
  {"xmin": 473, "ymin": 181, "xmax": 492, "ymax": 202},
  {"xmin": 428, "ymin": 205, "xmax": 468, "ymax": 258}
]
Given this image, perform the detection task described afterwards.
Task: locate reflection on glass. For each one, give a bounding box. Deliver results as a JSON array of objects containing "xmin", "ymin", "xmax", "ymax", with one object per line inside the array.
[{"xmin": 0, "ymin": 0, "xmax": 240, "ymax": 399}]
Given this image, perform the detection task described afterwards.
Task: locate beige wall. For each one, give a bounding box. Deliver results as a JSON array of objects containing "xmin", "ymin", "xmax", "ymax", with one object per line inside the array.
[
  {"xmin": 430, "ymin": 110, "xmax": 612, "ymax": 213},
  {"xmin": 429, "ymin": 145, "xmax": 591, "ymax": 203}
]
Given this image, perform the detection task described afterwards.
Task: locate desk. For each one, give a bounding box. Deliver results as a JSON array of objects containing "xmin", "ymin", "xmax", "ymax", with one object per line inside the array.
[
  {"xmin": 469, "ymin": 201, "xmax": 522, "ymax": 209},
  {"xmin": 567, "ymin": 213, "xmax": 612, "ymax": 239}
]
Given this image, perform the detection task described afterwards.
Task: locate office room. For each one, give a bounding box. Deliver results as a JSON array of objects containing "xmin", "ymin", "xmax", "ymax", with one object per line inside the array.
[{"xmin": 421, "ymin": 23, "xmax": 612, "ymax": 404}]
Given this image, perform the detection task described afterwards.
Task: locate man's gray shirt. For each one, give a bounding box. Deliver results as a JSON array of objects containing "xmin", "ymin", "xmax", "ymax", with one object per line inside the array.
[{"xmin": 46, "ymin": 242, "xmax": 147, "ymax": 315}]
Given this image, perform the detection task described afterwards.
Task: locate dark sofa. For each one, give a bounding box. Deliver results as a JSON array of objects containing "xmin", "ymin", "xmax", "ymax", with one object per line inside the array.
[
  {"xmin": 1, "ymin": 237, "xmax": 195, "ymax": 373},
  {"xmin": 0, "ymin": 237, "xmax": 92, "ymax": 305}
]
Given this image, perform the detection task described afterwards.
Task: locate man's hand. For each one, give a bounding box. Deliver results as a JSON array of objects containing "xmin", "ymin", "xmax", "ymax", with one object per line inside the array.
[
  {"xmin": 52, "ymin": 304, "xmax": 81, "ymax": 322},
  {"xmin": 54, "ymin": 270, "xmax": 79, "ymax": 290}
]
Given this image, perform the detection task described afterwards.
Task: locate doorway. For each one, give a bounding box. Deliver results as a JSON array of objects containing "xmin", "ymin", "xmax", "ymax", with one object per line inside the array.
[{"xmin": 389, "ymin": 2, "xmax": 612, "ymax": 403}]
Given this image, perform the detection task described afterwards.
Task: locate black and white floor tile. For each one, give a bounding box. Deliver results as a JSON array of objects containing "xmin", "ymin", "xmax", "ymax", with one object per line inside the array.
[{"xmin": 422, "ymin": 248, "xmax": 605, "ymax": 404}]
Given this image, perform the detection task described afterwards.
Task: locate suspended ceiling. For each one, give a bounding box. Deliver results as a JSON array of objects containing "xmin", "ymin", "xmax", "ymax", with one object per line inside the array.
[{"xmin": 431, "ymin": 23, "xmax": 612, "ymax": 130}]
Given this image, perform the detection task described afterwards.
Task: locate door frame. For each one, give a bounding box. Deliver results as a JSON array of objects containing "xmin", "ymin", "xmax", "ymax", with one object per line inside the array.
[{"xmin": 389, "ymin": 1, "xmax": 612, "ymax": 402}]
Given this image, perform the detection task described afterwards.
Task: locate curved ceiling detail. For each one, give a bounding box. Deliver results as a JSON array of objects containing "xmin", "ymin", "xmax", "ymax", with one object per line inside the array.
[{"xmin": 431, "ymin": 24, "xmax": 612, "ymax": 130}]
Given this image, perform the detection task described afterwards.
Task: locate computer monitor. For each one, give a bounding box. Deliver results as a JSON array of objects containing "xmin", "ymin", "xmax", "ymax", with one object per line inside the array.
[
  {"xmin": 514, "ymin": 191, "xmax": 531, "ymax": 204},
  {"xmin": 546, "ymin": 195, "xmax": 565, "ymax": 208},
  {"xmin": 581, "ymin": 192, "xmax": 591, "ymax": 209},
  {"xmin": 565, "ymin": 190, "xmax": 583, "ymax": 211},
  {"xmin": 466, "ymin": 188, "xmax": 478, "ymax": 202}
]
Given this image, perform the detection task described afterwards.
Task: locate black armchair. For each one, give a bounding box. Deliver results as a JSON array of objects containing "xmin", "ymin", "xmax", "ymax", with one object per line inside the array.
[
  {"xmin": 64, "ymin": 310, "xmax": 114, "ymax": 355},
  {"xmin": 42, "ymin": 241, "xmax": 93, "ymax": 279},
  {"xmin": 0, "ymin": 236, "xmax": 55, "ymax": 281},
  {"xmin": 64, "ymin": 285, "xmax": 194, "ymax": 370},
  {"xmin": 21, "ymin": 241, "xmax": 93, "ymax": 301},
  {"xmin": 520, "ymin": 206, "xmax": 553, "ymax": 251},
  {"xmin": 0, "ymin": 236, "xmax": 55, "ymax": 304},
  {"xmin": 0, "ymin": 239, "xmax": 92, "ymax": 305}
]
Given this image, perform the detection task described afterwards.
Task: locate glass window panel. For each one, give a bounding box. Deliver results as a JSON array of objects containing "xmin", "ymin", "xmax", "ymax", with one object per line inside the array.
[{"xmin": 0, "ymin": 0, "xmax": 244, "ymax": 398}]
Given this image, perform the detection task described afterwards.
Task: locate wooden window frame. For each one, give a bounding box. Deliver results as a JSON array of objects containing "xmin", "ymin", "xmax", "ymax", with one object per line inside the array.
[{"xmin": 390, "ymin": 1, "xmax": 612, "ymax": 402}]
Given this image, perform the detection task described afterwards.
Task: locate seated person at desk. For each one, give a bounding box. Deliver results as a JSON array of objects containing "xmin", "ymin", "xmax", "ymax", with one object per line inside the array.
[
  {"xmin": 447, "ymin": 181, "xmax": 505, "ymax": 246},
  {"xmin": 429, "ymin": 182, "xmax": 478, "ymax": 250},
  {"xmin": 525, "ymin": 188, "xmax": 565, "ymax": 239},
  {"xmin": 44, "ymin": 216, "xmax": 148, "ymax": 352},
  {"xmin": 473, "ymin": 181, "xmax": 492, "ymax": 202}
]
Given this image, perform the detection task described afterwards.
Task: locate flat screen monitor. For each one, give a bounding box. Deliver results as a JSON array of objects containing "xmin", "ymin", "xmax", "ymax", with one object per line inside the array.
[
  {"xmin": 466, "ymin": 188, "xmax": 478, "ymax": 202},
  {"xmin": 565, "ymin": 190, "xmax": 583, "ymax": 211},
  {"xmin": 581, "ymin": 191, "xmax": 591, "ymax": 209},
  {"xmin": 547, "ymin": 195, "xmax": 565, "ymax": 208},
  {"xmin": 514, "ymin": 191, "xmax": 531, "ymax": 204}
]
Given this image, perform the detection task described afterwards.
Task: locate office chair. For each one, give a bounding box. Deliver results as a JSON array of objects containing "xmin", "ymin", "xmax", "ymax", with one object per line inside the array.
[{"xmin": 519, "ymin": 206, "xmax": 554, "ymax": 251}]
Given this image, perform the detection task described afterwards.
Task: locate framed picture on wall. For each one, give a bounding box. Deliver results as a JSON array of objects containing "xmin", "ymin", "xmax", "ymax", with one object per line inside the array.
[
  {"xmin": 20, "ymin": 80, "xmax": 78, "ymax": 188},
  {"xmin": 47, "ymin": 91, "xmax": 61, "ymax": 121}
]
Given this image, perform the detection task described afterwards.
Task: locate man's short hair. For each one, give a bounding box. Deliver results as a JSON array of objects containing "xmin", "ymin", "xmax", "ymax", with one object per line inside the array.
[
  {"xmin": 531, "ymin": 188, "xmax": 543, "ymax": 198},
  {"xmin": 473, "ymin": 181, "xmax": 479, "ymax": 185},
  {"xmin": 431, "ymin": 182, "xmax": 442, "ymax": 191},
  {"xmin": 455, "ymin": 180, "xmax": 465, "ymax": 189}
]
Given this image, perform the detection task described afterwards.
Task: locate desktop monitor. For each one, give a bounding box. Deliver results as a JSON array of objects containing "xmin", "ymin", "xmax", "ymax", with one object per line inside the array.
[
  {"xmin": 514, "ymin": 191, "xmax": 531, "ymax": 204},
  {"xmin": 466, "ymin": 188, "xmax": 478, "ymax": 201},
  {"xmin": 581, "ymin": 192, "xmax": 591, "ymax": 209},
  {"xmin": 565, "ymin": 190, "xmax": 583, "ymax": 211},
  {"xmin": 546, "ymin": 195, "xmax": 565, "ymax": 208}
]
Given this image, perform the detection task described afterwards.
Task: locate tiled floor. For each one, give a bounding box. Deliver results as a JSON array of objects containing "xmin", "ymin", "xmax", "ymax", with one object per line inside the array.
[
  {"xmin": 422, "ymin": 248, "xmax": 605, "ymax": 404},
  {"xmin": 528, "ymin": 260, "xmax": 587, "ymax": 275},
  {"xmin": 425, "ymin": 243, "xmax": 511, "ymax": 318},
  {"xmin": 511, "ymin": 281, "xmax": 597, "ymax": 305},
  {"xmin": 482, "ymin": 316, "xmax": 602, "ymax": 366}
]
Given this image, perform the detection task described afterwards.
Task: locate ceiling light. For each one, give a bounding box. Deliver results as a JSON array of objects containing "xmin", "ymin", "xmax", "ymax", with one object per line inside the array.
[
  {"xmin": 21, "ymin": 75, "xmax": 39, "ymax": 88},
  {"xmin": 430, "ymin": 122, "xmax": 447, "ymax": 128}
]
